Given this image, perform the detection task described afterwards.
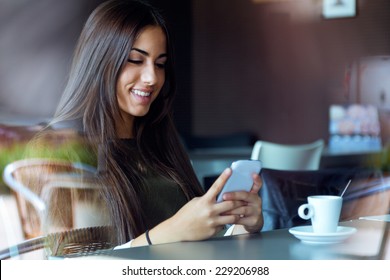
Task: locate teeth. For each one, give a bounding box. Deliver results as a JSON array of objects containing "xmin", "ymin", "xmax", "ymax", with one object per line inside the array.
[{"xmin": 132, "ymin": 89, "xmax": 151, "ymax": 97}]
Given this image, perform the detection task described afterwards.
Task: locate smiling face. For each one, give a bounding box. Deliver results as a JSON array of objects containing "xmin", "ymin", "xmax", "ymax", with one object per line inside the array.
[{"xmin": 116, "ymin": 25, "xmax": 167, "ymax": 137}]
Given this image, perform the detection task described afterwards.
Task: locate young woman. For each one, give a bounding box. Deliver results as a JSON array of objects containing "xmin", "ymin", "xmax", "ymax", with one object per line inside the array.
[{"xmin": 46, "ymin": 0, "xmax": 263, "ymax": 247}]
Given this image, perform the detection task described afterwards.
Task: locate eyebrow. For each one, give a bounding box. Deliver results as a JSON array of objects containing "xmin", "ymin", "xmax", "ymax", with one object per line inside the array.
[{"xmin": 131, "ymin": 48, "xmax": 167, "ymax": 59}]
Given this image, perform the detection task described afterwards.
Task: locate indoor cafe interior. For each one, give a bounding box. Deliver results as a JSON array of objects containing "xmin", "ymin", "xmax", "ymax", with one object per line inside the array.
[{"xmin": 0, "ymin": 0, "xmax": 389, "ymax": 260}]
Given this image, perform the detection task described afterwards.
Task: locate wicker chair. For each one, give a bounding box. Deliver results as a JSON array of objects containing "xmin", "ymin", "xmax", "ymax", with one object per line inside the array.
[
  {"xmin": 2, "ymin": 158, "xmax": 108, "ymax": 239},
  {"xmin": 0, "ymin": 226, "xmax": 114, "ymax": 259}
]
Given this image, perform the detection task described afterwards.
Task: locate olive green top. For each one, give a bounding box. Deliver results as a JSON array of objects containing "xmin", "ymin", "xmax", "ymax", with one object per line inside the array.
[
  {"xmin": 139, "ymin": 171, "xmax": 189, "ymax": 230},
  {"xmin": 112, "ymin": 139, "xmax": 227, "ymax": 238},
  {"xmin": 113, "ymin": 139, "xmax": 188, "ymax": 230}
]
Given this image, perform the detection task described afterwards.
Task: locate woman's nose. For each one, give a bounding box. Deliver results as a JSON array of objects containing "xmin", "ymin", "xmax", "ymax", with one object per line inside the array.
[{"xmin": 141, "ymin": 64, "xmax": 157, "ymax": 85}]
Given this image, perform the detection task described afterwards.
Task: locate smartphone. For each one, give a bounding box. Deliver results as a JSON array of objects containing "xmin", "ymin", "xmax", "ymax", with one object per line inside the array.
[{"xmin": 216, "ymin": 160, "xmax": 262, "ymax": 203}]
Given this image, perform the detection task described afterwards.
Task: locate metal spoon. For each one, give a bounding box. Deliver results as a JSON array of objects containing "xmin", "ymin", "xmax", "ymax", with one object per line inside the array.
[{"xmin": 340, "ymin": 179, "xmax": 352, "ymax": 197}]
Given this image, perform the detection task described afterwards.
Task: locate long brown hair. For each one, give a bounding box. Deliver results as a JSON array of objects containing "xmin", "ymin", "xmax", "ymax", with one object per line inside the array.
[{"xmin": 49, "ymin": 0, "xmax": 204, "ymax": 244}]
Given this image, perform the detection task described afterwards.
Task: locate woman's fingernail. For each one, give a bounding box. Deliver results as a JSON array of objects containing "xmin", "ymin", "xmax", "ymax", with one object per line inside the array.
[{"xmin": 224, "ymin": 168, "xmax": 232, "ymax": 175}]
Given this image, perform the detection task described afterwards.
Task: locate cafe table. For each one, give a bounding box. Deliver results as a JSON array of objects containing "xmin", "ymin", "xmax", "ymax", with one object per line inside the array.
[
  {"xmin": 3, "ymin": 219, "xmax": 388, "ymax": 280},
  {"xmin": 96, "ymin": 217, "xmax": 389, "ymax": 260}
]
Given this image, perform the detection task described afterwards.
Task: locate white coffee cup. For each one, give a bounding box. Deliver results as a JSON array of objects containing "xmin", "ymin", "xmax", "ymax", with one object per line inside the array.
[{"xmin": 298, "ymin": 195, "xmax": 342, "ymax": 233}]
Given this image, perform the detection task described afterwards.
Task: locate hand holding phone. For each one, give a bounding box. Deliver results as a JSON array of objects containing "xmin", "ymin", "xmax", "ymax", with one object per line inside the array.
[{"xmin": 216, "ymin": 160, "xmax": 262, "ymax": 203}]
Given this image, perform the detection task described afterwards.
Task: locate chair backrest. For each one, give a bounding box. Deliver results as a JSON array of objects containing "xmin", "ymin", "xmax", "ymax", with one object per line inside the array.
[
  {"xmin": 2, "ymin": 158, "xmax": 106, "ymax": 239},
  {"xmin": 250, "ymin": 139, "xmax": 324, "ymax": 171}
]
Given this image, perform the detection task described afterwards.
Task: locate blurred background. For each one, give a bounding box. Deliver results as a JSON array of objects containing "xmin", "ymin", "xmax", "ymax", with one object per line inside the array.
[
  {"xmin": 1, "ymin": 1, "xmax": 390, "ymax": 259},
  {"xmin": 1, "ymin": 0, "xmax": 390, "ymax": 144}
]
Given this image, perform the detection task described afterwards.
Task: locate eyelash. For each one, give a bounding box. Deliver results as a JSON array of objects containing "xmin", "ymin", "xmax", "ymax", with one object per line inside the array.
[{"xmin": 127, "ymin": 59, "xmax": 166, "ymax": 69}]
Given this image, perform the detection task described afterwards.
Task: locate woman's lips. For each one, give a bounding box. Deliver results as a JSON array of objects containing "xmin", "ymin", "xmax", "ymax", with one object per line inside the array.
[
  {"xmin": 131, "ymin": 89, "xmax": 152, "ymax": 104},
  {"xmin": 131, "ymin": 89, "xmax": 151, "ymax": 97}
]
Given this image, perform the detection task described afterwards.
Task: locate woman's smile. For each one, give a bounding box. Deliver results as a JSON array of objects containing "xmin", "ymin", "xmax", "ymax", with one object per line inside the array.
[
  {"xmin": 132, "ymin": 89, "xmax": 152, "ymax": 97},
  {"xmin": 130, "ymin": 88, "xmax": 153, "ymax": 105}
]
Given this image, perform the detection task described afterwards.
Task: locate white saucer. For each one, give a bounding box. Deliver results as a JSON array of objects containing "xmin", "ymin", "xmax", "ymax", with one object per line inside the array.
[{"xmin": 289, "ymin": 226, "xmax": 357, "ymax": 245}]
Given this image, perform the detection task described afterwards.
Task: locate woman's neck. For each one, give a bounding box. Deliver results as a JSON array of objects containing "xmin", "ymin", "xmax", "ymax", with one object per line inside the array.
[{"xmin": 116, "ymin": 116, "xmax": 134, "ymax": 139}]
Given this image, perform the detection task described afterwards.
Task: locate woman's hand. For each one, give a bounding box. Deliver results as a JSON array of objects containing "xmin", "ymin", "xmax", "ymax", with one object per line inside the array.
[
  {"xmin": 220, "ymin": 173, "xmax": 263, "ymax": 233},
  {"xmin": 168, "ymin": 168, "xmax": 248, "ymax": 241},
  {"xmin": 131, "ymin": 169, "xmax": 262, "ymax": 247}
]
